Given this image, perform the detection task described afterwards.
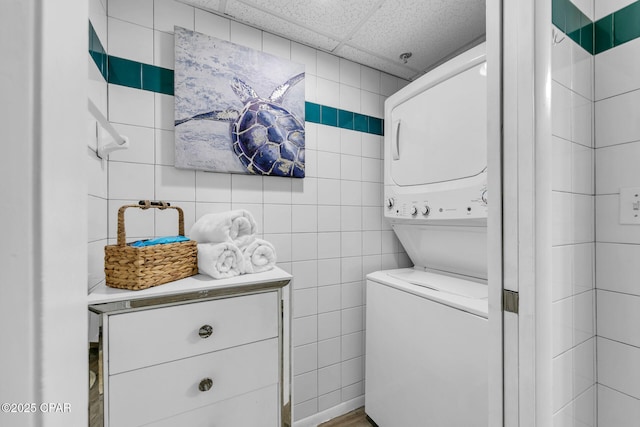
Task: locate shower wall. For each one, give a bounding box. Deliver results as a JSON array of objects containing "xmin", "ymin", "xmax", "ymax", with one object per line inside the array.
[
  {"xmin": 551, "ymin": 0, "xmax": 640, "ymax": 424},
  {"xmin": 594, "ymin": 0, "xmax": 640, "ymax": 423},
  {"xmin": 551, "ymin": 0, "xmax": 597, "ymax": 423}
]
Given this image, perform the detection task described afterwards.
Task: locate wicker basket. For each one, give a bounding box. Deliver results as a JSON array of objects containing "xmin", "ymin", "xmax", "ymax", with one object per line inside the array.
[{"xmin": 104, "ymin": 201, "xmax": 198, "ymax": 290}]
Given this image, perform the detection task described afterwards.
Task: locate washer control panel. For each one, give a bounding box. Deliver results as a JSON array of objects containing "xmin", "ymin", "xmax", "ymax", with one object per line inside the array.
[{"xmin": 385, "ymin": 183, "xmax": 487, "ymax": 221}]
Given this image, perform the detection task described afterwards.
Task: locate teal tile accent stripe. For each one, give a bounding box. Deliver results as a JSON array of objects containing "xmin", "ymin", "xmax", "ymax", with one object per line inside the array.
[
  {"xmin": 88, "ymin": 21, "xmax": 175, "ymax": 95},
  {"xmin": 89, "ymin": 20, "xmax": 383, "ymax": 135},
  {"xmin": 107, "ymin": 55, "xmax": 174, "ymax": 96},
  {"xmin": 552, "ymin": 0, "xmax": 595, "ymax": 53},
  {"xmin": 305, "ymin": 102, "xmax": 383, "ymax": 135},
  {"xmin": 142, "ymin": 64, "xmax": 175, "ymax": 94},
  {"xmin": 321, "ymin": 105, "xmax": 338, "ymax": 127},
  {"xmin": 553, "ymin": 0, "xmax": 640, "ymax": 55},
  {"xmin": 595, "ymin": 13, "xmax": 614, "ymax": 53},
  {"xmin": 595, "ymin": 1, "xmax": 640, "ymax": 53},
  {"xmin": 107, "ymin": 56, "xmax": 141, "ymax": 89},
  {"xmin": 99, "ymin": 54, "xmax": 383, "ymax": 134},
  {"xmin": 613, "ymin": 2, "xmax": 640, "ymax": 45}
]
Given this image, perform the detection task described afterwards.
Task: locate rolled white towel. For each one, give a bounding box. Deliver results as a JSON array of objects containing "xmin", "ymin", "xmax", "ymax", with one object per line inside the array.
[
  {"xmin": 243, "ymin": 239, "xmax": 277, "ymax": 274},
  {"xmin": 197, "ymin": 242, "xmax": 245, "ymax": 279},
  {"xmin": 190, "ymin": 210, "xmax": 257, "ymax": 250}
]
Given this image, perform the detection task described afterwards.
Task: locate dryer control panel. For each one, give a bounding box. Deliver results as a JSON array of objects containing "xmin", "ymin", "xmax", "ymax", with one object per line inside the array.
[{"xmin": 385, "ymin": 182, "xmax": 487, "ymax": 221}]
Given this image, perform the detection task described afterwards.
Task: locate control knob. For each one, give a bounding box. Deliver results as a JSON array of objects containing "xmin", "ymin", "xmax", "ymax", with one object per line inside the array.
[
  {"xmin": 410, "ymin": 205, "xmax": 418, "ymax": 216},
  {"xmin": 481, "ymin": 190, "xmax": 488, "ymax": 205},
  {"xmin": 386, "ymin": 198, "xmax": 394, "ymax": 208},
  {"xmin": 421, "ymin": 205, "xmax": 431, "ymax": 216}
]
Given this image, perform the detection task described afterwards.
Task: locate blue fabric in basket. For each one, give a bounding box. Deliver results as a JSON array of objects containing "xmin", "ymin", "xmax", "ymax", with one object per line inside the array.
[{"xmin": 130, "ymin": 236, "xmax": 190, "ymax": 247}]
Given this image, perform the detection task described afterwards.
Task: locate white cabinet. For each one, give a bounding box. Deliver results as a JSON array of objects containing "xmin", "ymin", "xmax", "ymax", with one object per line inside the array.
[
  {"xmin": 89, "ymin": 269, "xmax": 292, "ymax": 427},
  {"xmin": 108, "ymin": 292, "xmax": 279, "ymax": 375},
  {"xmin": 147, "ymin": 385, "xmax": 279, "ymax": 427}
]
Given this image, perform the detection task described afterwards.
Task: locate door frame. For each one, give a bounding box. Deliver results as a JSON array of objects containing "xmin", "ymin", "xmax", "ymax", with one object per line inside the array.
[
  {"xmin": 486, "ymin": 0, "xmax": 505, "ymax": 425},
  {"xmin": 497, "ymin": 0, "xmax": 554, "ymax": 425}
]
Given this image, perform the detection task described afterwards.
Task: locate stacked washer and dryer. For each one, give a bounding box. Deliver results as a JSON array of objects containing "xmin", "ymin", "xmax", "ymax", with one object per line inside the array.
[{"xmin": 365, "ymin": 44, "xmax": 488, "ymax": 427}]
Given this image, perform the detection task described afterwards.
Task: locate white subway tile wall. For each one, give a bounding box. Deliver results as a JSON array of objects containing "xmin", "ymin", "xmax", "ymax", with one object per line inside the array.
[
  {"xmin": 108, "ymin": 17, "xmax": 154, "ymax": 63},
  {"xmin": 597, "ymin": 384, "xmax": 640, "ymax": 426},
  {"xmin": 108, "ymin": 0, "xmax": 154, "ymax": 28},
  {"xmin": 87, "ymin": 0, "xmax": 409, "ymax": 421},
  {"xmin": 551, "ymin": 6, "xmax": 596, "ymax": 422},
  {"xmin": 594, "ymin": 37, "xmax": 640, "ymax": 101},
  {"xmin": 595, "ymin": 0, "xmax": 640, "ymax": 421},
  {"xmin": 553, "ymin": 381, "xmax": 596, "ymax": 427}
]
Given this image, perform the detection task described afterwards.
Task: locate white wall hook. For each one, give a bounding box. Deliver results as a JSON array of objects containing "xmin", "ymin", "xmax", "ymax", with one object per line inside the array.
[
  {"xmin": 552, "ymin": 28, "xmax": 566, "ymax": 46},
  {"xmin": 87, "ymin": 98, "xmax": 129, "ymax": 159},
  {"xmin": 96, "ymin": 123, "xmax": 129, "ymax": 158}
]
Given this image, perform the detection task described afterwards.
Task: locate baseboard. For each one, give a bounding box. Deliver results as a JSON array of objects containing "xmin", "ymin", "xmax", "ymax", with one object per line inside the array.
[{"xmin": 293, "ymin": 396, "xmax": 365, "ymax": 427}]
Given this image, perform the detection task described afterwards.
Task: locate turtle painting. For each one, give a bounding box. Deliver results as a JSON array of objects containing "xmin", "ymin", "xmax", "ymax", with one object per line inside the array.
[
  {"xmin": 175, "ymin": 73, "xmax": 305, "ymax": 177},
  {"xmin": 173, "ymin": 27, "xmax": 306, "ymax": 178}
]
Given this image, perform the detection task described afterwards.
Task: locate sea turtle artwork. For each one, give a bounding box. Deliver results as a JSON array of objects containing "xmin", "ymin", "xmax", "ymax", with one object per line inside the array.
[
  {"xmin": 175, "ymin": 73, "xmax": 305, "ymax": 177},
  {"xmin": 173, "ymin": 27, "xmax": 306, "ymax": 178}
]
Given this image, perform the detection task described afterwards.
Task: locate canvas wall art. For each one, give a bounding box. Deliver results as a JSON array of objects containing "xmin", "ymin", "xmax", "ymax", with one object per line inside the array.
[{"xmin": 174, "ymin": 26, "xmax": 306, "ymax": 177}]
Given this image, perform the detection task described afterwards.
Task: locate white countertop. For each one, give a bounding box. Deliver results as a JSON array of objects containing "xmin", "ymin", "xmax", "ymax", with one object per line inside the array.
[{"xmin": 88, "ymin": 267, "xmax": 292, "ymax": 306}]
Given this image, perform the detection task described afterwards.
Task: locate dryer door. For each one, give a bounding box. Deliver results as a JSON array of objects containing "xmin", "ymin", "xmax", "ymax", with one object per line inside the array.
[{"xmin": 389, "ymin": 62, "xmax": 487, "ymax": 187}]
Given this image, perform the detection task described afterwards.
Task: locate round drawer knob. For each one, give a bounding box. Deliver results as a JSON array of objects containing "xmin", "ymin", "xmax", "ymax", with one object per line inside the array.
[
  {"xmin": 198, "ymin": 377, "xmax": 213, "ymax": 392},
  {"xmin": 198, "ymin": 324, "xmax": 213, "ymax": 339}
]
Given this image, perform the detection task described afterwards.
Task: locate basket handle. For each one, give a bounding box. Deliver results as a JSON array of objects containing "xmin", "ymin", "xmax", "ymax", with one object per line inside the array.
[{"xmin": 117, "ymin": 200, "xmax": 185, "ymax": 246}]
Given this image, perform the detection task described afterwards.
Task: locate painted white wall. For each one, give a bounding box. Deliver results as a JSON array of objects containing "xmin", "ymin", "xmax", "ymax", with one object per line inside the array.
[
  {"xmin": 550, "ymin": 0, "xmax": 597, "ymax": 424},
  {"xmin": 0, "ymin": 3, "xmax": 39, "ymax": 424},
  {"xmin": 0, "ymin": 1, "xmax": 88, "ymax": 426},
  {"xmin": 88, "ymin": 0, "xmax": 410, "ymax": 422},
  {"xmin": 594, "ymin": 0, "xmax": 640, "ymax": 422}
]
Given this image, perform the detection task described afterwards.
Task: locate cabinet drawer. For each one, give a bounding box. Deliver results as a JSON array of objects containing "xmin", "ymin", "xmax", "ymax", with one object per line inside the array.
[
  {"xmin": 108, "ymin": 291, "xmax": 278, "ymax": 374},
  {"xmin": 108, "ymin": 338, "xmax": 278, "ymax": 427},
  {"xmin": 146, "ymin": 384, "xmax": 278, "ymax": 427}
]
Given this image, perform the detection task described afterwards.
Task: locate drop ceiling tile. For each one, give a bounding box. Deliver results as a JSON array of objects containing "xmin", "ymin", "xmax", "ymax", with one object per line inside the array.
[
  {"xmin": 225, "ymin": 0, "xmax": 341, "ymax": 51},
  {"xmin": 179, "ymin": 0, "xmax": 486, "ymax": 79},
  {"xmin": 348, "ymin": 0, "xmax": 485, "ymax": 73},
  {"xmin": 237, "ymin": 0, "xmax": 382, "ymax": 39}
]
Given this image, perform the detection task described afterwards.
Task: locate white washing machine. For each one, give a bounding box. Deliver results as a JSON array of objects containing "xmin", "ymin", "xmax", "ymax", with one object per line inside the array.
[{"xmin": 365, "ymin": 43, "xmax": 489, "ymax": 426}]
